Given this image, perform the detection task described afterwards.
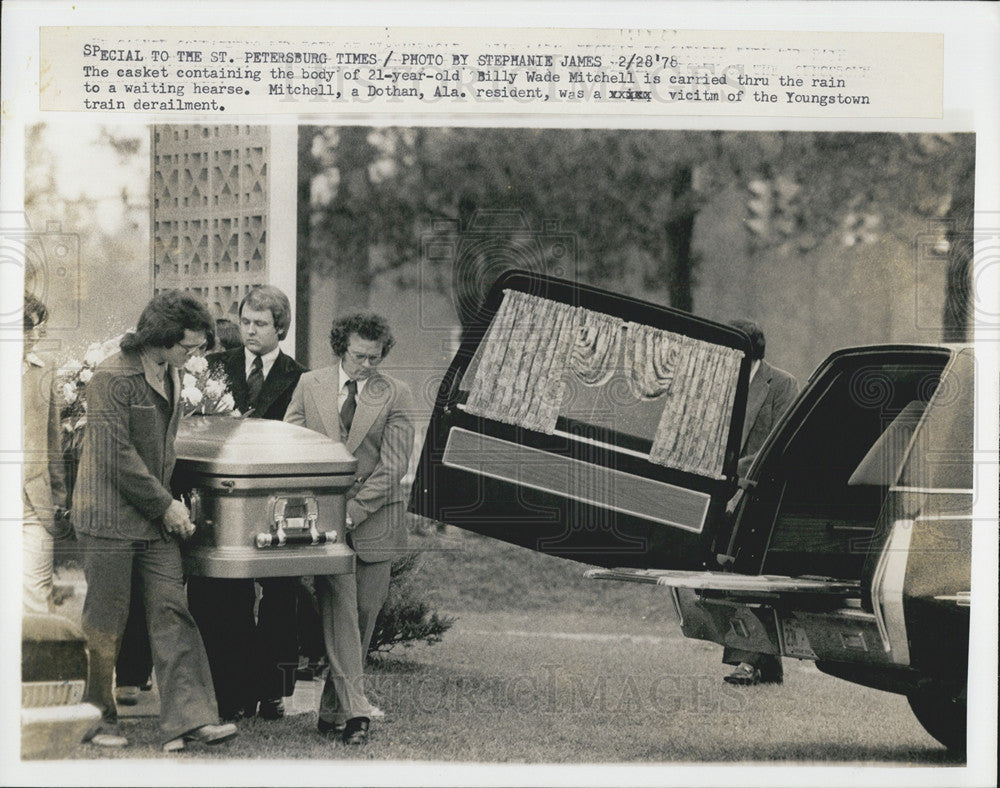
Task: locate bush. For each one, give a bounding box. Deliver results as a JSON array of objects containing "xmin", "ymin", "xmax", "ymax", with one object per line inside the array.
[{"xmin": 367, "ymin": 553, "xmax": 454, "ymax": 660}]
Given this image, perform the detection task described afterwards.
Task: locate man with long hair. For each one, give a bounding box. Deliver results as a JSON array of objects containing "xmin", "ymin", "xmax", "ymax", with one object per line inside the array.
[{"xmin": 72, "ymin": 290, "xmax": 237, "ymax": 751}]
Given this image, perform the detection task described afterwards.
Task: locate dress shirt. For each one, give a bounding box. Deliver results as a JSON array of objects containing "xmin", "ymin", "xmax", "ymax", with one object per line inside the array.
[
  {"xmin": 338, "ymin": 362, "xmax": 369, "ymax": 410},
  {"xmin": 245, "ymin": 346, "xmax": 280, "ymax": 381}
]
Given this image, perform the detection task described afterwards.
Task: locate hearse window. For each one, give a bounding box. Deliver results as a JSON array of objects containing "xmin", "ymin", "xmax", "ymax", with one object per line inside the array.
[
  {"xmin": 897, "ymin": 348, "xmax": 973, "ymax": 492},
  {"xmin": 458, "ymin": 289, "xmax": 743, "ymax": 479},
  {"xmin": 762, "ymin": 359, "xmax": 948, "ymax": 579}
]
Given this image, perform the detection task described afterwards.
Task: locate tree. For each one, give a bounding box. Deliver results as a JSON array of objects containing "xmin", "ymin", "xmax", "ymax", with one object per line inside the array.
[{"xmin": 299, "ymin": 128, "xmax": 974, "ymax": 340}]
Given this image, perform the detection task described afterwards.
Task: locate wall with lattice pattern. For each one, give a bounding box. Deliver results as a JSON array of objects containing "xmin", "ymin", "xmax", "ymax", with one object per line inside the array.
[{"xmin": 151, "ymin": 125, "xmax": 272, "ymax": 318}]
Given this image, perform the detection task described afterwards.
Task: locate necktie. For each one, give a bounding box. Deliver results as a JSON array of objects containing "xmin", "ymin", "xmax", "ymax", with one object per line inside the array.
[
  {"xmin": 341, "ymin": 379, "xmax": 357, "ymax": 436},
  {"xmin": 247, "ymin": 355, "xmax": 264, "ymax": 409}
]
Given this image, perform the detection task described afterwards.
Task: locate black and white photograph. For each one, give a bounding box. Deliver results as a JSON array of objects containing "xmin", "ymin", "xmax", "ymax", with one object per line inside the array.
[{"xmin": 3, "ymin": 3, "xmax": 997, "ymax": 787}]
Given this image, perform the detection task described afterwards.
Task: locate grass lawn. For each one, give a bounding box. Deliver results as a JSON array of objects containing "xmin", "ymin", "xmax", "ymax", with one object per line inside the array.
[{"xmin": 46, "ymin": 528, "xmax": 955, "ymax": 766}]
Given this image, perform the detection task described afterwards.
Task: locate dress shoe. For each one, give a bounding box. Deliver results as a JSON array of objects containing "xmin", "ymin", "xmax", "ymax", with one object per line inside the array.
[
  {"xmin": 219, "ymin": 706, "xmax": 248, "ymax": 723},
  {"xmin": 114, "ymin": 686, "xmax": 140, "ymax": 706},
  {"xmin": 162, "ymin": 722, "xmax": 238, "ymax": 752},
  {"xmin": 341, "ymin": 716, "xmax": 370, "ymax": 745},
  {"xmin": 257, "ymin": 698, "xmax": 286, "ymax": 720},
  {"xmin": 317, "ymin": 717, "xmax": 347, "ymax": 737},
  {"xmin": 83, "ymin": 725, "xmax": 129, "ymax": 748},
  {"xmin": 724, "ymin": 662, "xmax": 761, "ymax": 685}
]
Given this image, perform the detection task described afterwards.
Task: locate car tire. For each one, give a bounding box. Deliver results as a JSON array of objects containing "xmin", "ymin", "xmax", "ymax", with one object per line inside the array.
[{"xmin": 907, "ymin": 683, "xmax": 966, "ymax": 754}]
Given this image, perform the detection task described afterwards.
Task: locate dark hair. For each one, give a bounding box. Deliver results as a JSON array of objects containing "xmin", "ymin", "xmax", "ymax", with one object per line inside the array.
[
  {"xmin": 24, "ymin": 292, "xmax": 48, "ymax": 330},
  {"xmin": 121, "ymin": 290, "xmax": 214, "ymax": 352},
  {"xmin": 728, "ymin": 319, "xmax": 765, "ymax": 361},
  {"xmin": 329, "ymin": 313, "xmax": 395, "ymax": 358},
  {"xmin": 214, "ymin": 318, "xmax": 243, "ymax": 351},
  {"xmin": 240, "ymin": 285, "xmax": 291, "ymax": 340}
]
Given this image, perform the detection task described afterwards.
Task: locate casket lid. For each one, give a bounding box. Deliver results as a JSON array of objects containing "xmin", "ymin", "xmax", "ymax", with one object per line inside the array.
[{"xmin": 176, "ymin": 416, "xmax": 358, "ymax": 476}]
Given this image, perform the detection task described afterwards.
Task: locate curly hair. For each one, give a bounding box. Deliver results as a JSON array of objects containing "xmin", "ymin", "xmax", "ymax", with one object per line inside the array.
[
  {"xmin": 240, "ymin": 285, "xmax": 291, "ymax": 340},
  {"xmin": 121, "ymin": 290, "xmax": 215, "ymax": 352},
  {"xmin": 24, "ymin": 291, "xmax": 48, "ymax": 330},
  {"xmin": 728, "ymin": 319, "xmax": 765, "ymax": 361},
  {"xmin": 329, "ymin": 313, "xmax": 395, "ymax": 358}
]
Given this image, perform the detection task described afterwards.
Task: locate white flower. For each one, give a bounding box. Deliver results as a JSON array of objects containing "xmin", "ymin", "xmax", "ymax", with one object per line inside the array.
[
  {"xmin": 61, "ymin": 358, "xmax": 83, "ymax": 375},
  {"xmin": 182, "ymin": 386, "xmax": 203, "ymax": 406},
  {"xmin": 79, "ymin": 368, "xmax": 93, "ymax": 384},
  {"xmin": 83, "ymin": 344, "xmax": 104, "ymax": 366},
  {"xmin": 182, "ymin": 373, "xmax": 198, "ymax": 390},
  {"xmin": 100, "ymin": 336, "xmax": 124, "ymax": 359},
  {"xmin": 185, "ymin": 355, "xmax": 208, "ymax": 375},
  {"xmin": 203, "ymin": 378, "xmax": 225, "ymax": 399},
  {"xmin": 62, "ymin": 383, "xmax": 78, "ymax": 404},
  {"xmin": 216, "ymin": 392, "xmax": 235, "ymax": 413}
]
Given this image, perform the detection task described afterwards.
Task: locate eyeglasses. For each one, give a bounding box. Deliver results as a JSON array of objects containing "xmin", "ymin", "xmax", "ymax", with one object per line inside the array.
[
  {"xmin": 345, "ymin": 348, "xmax": 383, "ymax": 366},
  {"xmin": 177, "ymin": 340, "xmax": 206, "ymax": 353}
]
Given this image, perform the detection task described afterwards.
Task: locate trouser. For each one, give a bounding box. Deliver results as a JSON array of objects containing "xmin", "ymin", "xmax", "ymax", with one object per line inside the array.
[
  {"xmin": 355, "ymin": 558, "xmax": 392, "ymax": 659},
  {"xmin": 187, "ymin": 576, "xmax": 257, "ymax": 718},
  {"xmin": 255, "ymin": 577, "xmax": 300, "ymax": 699},
  {"xmin": 722, "ymin": 647, "xmax": 784, "ymax": 682},
  {"xmin": 79, "ymin": 533, "xmax": 218, "ymax": 742},
  {"xmin": 116, "ymin": 565, "xmax": 153, "ymax": 686},
  {"xmin": 316, "ymin": 572, "xmax": 369, "ymax": 725},
  {"xmin": 23, "ymin": 520, "xmax": 54, "ymax": 614},
  {"xmin": 187, "ymin": 575, "xmax": 300, "ymax": 711},
  {"xmin": 296, "ymin": 576, "xmax": 325, "ymax": 665}
]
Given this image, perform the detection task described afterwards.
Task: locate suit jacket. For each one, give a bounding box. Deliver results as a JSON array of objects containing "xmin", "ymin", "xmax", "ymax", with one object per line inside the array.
[
  {"xmin": 72, "ymin": 349, "xmax": 180, "ymax": 541},
  {"xmin": 285, "ymin": 365, "xmax": 414, "ymax": 563},
  {"xmin": 738, "ymin": 359, "xmax": 799, "ymax": 477},
  {"xmin": 208, "ymin": 347, "xmax": 305, "ymax": 421},
  {"xmin": 22, "ymin": 354, "xmax": 67, "ymax": 523}
]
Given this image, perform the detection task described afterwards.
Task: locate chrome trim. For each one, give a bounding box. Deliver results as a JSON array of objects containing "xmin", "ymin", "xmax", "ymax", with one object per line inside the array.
[
  {"xmin": 870, "ymin": 519, "xmax": 913, "ymax": 664},
  {"xmin": 669, "ymin": 587, "xmax": 685, "ymax": 626},
  {"xmin": 869, "ymin": 539, "xmax": 892, "ymax": 652},
  {"xmin": 933, "ymin": 591, "xmax": 971, "ymax": 607},
  {"xmin": 443, "ymin": 427, "xmax": 712, "ymax": 533},
  {"xmin": 653, "ymin": 571, "xmax": 858, "ymax": 594},
  {"xmin": 889, "ymin": 486, "xmax": 974, "ymax": 495},
  {"xmin": 22, "ymin": 680, "xmax": 86, "ymax": 708}
]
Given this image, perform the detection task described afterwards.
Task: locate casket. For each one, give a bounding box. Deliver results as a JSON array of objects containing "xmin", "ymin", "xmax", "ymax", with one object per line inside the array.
[{"xmin": 173, "ymin": 416, "xmax": 357, "ymax": 578}]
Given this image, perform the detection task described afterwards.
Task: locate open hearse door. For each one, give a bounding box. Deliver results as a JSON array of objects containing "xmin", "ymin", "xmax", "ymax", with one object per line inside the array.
[{"xmin": 409, "ymin": 269, "xmax": 753, "ymax": 570}]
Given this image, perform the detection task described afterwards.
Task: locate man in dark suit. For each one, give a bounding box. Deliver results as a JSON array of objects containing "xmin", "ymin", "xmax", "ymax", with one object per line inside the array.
[
  {"xmin": 722, "ymin": 319, "xmax": 799, "ymax": 686},
  {"xmin": 285, "ymin": 312, "xmax": 414, "ymax": 745},
  {"xmin": 73, "ymin": 291, "xmax": 236, "ymax": 751},
  {"xmin": 186, "ymin": 285, "xmax": 306, "ymax": 720}
]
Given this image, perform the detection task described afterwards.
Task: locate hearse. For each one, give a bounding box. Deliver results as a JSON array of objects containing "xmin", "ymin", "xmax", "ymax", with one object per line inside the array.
[{"xmin": 410, "ymin": 269, "xmax": 973, "ymax": 753}]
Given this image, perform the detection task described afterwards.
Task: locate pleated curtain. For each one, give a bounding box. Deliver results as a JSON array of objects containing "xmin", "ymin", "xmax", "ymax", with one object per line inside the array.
[{"xmin": 465, "ymin": 289, "xmax": 743, "ymax": 478}]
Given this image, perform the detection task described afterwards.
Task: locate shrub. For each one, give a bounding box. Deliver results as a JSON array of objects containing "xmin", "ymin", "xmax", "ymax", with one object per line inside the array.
[{"xmin": 367, "ymin": 553, "xmax": 454, "ymax": 660}]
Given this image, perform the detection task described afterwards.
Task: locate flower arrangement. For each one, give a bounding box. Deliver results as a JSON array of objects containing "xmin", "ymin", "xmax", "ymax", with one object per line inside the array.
[
  {"xmin": 55, "ymin": 335, "xmax": 239, "ymax": 460},
  {"xmin": 55, "ymin": 335, "xmax": 125, "ymax": 454},
  {"xmin": 180, "ymin": 354, "xmax": 238, "ymax": 416}
]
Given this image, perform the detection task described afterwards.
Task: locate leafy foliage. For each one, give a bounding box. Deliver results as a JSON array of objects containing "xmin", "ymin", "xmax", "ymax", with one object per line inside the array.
[
  {"xmin": 367, "ymin": 553, "xmax": 455, "ymax": 659},
  {"xmin": 300, "ymin": 128, "xmax": 973, "ymax": 334}
]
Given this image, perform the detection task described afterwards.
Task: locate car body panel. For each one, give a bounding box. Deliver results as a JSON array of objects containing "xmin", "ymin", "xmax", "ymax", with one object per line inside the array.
[{"xmin": 21, "ymin": 613, "xmax": 100, "ymax": 759}]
